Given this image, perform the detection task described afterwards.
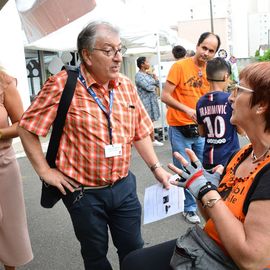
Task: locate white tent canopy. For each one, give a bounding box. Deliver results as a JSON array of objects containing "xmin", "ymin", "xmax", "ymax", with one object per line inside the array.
[{"xmin": 23, "ymin": 0, "xmax": 178, "ymax": 53}]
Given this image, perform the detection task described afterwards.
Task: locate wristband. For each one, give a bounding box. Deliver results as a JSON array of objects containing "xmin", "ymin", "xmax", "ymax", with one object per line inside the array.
[
  {"xmin": 150, "ymin": 162, "xmax": 163, "ymax": 172},
  {"xmin": 197, "ymin": 182, "xmax": 217, "ymax": 201}
]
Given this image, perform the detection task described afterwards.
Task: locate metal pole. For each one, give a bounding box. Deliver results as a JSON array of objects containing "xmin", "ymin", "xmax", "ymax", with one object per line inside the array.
[
  {"xmin": 156, "ymin": 32, "xmax": 166, "ymax": 141},
  {"xmin": 38, "ymin": 50, "xmax": 46, "ymax": 86},
  {"xmin": 209, "ymin": 0, "xmax": 214, "ymax": 32}
]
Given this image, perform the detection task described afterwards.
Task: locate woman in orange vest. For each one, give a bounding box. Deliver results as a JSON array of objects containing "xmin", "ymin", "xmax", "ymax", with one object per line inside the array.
[{"xmin": 122, "ymin": 61, "xmax": 270, "ymax": 270}]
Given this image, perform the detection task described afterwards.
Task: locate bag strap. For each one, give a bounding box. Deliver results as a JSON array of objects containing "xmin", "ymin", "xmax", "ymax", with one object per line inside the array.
[{"xmin": 46, "ymin": 66, "xmax": 79, "ymax": 167}]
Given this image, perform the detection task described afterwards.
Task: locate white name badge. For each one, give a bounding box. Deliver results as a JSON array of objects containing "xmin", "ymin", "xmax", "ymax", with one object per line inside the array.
[{"xmin": 105, "ymin": 144, "xmax": 122, "ymax": 158}]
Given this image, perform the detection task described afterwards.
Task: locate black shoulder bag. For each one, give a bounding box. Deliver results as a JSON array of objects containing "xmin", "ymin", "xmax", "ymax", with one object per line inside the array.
[{"xmin": 40, "ymin": 66, "xmax": 79, "ymax": 208}]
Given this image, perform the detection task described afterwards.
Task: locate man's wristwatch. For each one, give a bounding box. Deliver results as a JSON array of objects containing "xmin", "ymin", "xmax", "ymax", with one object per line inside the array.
[{"xmin": 150, "ymin": 162, "xmax": 163, "ymax": 172}]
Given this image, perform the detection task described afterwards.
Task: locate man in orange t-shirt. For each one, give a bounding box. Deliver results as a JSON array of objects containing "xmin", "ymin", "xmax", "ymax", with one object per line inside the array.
[{"xmin": 161, "ymin": 32, "xmax": 220, "ymax": 224}]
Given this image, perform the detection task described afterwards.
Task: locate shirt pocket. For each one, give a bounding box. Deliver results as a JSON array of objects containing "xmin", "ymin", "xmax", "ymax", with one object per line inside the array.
[{"xmin": 113, "ymin": 102, "xmax": 136, "ymax": 142}]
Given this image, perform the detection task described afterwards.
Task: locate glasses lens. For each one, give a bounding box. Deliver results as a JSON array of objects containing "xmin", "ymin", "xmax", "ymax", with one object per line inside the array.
[{"xmin": 107, "ymin": 49, "xmax": 114, "ymax": 57}]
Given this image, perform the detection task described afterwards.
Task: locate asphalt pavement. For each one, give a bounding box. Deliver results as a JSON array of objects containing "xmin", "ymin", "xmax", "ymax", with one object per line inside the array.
[{"xmin": 14, "ymin": 135, "xmax": 248, "ymax": 270}]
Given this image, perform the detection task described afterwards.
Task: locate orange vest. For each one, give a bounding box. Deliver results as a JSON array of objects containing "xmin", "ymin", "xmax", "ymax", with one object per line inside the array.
[{"xmin": 204, "ymin": 144, "xmax": 270, "ymax": 268}]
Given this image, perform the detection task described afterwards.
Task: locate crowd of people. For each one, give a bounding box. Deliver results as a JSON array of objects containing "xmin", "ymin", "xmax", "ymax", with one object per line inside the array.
[{"xmin": 1, "ymin": 20, "xmax": 270, "ymax": 270}]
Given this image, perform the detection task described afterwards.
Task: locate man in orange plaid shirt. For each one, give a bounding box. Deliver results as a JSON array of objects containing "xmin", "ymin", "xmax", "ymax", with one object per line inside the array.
[{"xmin": 18, "ymin": 21, "xmax": 171, "ymax": 270}]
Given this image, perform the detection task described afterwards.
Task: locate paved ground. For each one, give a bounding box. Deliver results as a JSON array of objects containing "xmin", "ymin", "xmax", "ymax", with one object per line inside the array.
[{"xmin": 13, "ymin": 135, "xmax": 248, "ymax": 270}]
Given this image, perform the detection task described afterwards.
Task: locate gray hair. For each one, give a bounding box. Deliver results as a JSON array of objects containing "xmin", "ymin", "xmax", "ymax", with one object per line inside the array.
[{"xmin": 77, "ymin": 21, "xmax": 120, "ymax": 63}]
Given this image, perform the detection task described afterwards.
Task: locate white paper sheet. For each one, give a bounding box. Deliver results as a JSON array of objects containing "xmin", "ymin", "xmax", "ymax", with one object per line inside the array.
[{"xmin": 143, "ymin": 175, "xmax": 185, "ymax": 224}]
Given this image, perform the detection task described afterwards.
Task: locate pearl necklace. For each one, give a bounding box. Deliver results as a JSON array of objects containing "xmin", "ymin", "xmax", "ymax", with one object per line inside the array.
[{"xmin": 251, "ymin": 147, "xmax": 270, "ymax": 163}]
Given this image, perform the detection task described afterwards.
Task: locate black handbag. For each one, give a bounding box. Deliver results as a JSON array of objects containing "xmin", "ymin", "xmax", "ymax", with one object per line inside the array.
[{"xmin": 40, "ymin": 66, "xmax": 79, "ymax": 208}]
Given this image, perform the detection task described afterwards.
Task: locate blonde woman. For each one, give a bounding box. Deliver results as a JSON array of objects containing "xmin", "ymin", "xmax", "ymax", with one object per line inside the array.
[{"xmin": 0, "ymin": 67, "xmax": 33, "ymax": 270}]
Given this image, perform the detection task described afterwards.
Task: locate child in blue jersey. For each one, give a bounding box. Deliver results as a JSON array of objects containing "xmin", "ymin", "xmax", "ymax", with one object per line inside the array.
[{"xmin": 196, "ymin": 57, "xmax": 244, "ymax": 170}]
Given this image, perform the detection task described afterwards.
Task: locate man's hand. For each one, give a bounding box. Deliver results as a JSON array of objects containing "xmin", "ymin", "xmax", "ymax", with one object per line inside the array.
[
  {"xmin": 185, "ymin": 108, "xmax": 197, "ymax": 123},
  {"xmin": 40, "ymin": 168, "xmax": 80, "ymax": 195},
  {"xmin": 153, "ymin": 167, "xmax": 172, "ymax": 189}
]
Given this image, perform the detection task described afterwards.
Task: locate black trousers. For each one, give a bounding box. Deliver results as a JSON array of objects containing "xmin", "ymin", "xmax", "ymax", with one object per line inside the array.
[{"xmin": 62, "ymin": 171, "xmax": 144, "ymax": 270}]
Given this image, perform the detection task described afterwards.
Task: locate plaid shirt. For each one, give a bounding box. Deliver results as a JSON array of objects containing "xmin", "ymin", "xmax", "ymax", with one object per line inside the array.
[{"xmin": 19, "ymin": 64, "xmax": 153, "ymax": 186}]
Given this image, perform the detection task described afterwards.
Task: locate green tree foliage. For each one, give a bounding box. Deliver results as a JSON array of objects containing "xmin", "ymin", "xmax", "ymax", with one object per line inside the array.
[
  {"xmin": 255, "ymin": 50, "xmax": 260, "ymax": 57},
  {"xmin": 257, "ymin": 49, "xmax": 270, "ymax": 61}
]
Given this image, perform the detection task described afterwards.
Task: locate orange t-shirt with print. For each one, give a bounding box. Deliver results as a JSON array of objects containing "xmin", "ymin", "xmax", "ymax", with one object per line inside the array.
[
  {"xmin": 204, "ymin": 144, "xmax": 270, "ymax": 268},
  {"xmin": 166, "ymin": 57, "xmax": 210, "ymax": 126}
]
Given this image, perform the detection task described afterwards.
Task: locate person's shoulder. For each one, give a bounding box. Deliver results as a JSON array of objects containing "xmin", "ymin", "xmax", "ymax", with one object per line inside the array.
[
  {"xmin": 44, "ymin": 70, "xmax": 68, "ymax": 86},
  {"xmin": 119, "ymin": 74, "xmax": 138, "ymax": 95},
  {"xmin": 208, "ymin": 90, "xmax": 229, "ymax": 98},
  {"xmin": 118, "ymin": 73, "xmax": 132, "ymax": 83},
  {"xmin": 198, "ymin": 93, "xmax": 207, "ymax": 101},
  {"xmin": 172, "ymin": 57, "xmax": 191, "ymax": 70},
  {"xmin": 0, "ymin": 70, "xmax": 15, "ymax": 87},
  {"xmin": 170, "ymin": 59, "xmax": 185, "ymax": 71},
  {"xmin": 178, "ymin": 57, "xmax": 191, "ymax": 64},
  {"xmin": 197, "ymin": 92, "xmax": 209, "ymax": 104},
  {"xmin": 135, "ymin": 71, "xmax": 141, "ymax": 79},
  {"xmin": 216, "ymin": 91, "xmax": 230, "ymax": 101},
  {"xmin": 216, "ymin": 90, "xmax": 229, "ymax": 96},
  {"xmin": 0, "ymin": 71, "xmax": 17, "ymax": 97}
]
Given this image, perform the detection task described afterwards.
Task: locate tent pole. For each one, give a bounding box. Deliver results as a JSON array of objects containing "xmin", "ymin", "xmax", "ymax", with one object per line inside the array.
[{"xmin": 156, "ymin": 32, "xmax": 165, "ymax": 141}]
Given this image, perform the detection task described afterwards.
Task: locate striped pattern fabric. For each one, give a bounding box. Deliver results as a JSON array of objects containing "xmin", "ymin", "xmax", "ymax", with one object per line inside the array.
[{"xmin": 19, "ymin": 64, "xmax": 153, "ymax": 186}]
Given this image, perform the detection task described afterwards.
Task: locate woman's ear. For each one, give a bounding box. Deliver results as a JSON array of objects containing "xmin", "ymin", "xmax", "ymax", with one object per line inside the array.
[{"xmin": 256, "ymin": 103, "xmax": 268, "ymax": 114}]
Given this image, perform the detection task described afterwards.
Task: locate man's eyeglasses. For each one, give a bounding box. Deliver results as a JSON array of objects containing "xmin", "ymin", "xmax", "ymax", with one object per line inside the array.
[
  {"xmin": 92, "ymin": 46, "xmax": 127, "ymax": 57},
  {"xmin": 231, "ymin": 84, "xmax": 254, "ymax": 97}
]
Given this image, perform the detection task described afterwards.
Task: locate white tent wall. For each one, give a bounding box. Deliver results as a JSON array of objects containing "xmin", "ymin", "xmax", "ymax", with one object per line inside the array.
[{"xmin": 0, "ymin": 0, "xmax": 30, "ymax": 110}]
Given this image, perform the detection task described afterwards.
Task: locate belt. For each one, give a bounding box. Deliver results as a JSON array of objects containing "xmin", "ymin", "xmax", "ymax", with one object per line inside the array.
[
  {"xmin": 74, "ymin": 185, "xmax": 109, "ymax": 191},
  {"xmin": 74, "ymin": 179, "xmax": 122, "ymax": 191},
  {"xmin": 181, "ymin": 124, "xmax": 198, "ymax": 128}
]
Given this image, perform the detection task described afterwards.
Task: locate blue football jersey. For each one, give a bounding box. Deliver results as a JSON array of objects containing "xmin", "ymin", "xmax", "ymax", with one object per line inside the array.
[{"xmin": 196, "ymin": 91, "xmax": 240, "ymax": 166}]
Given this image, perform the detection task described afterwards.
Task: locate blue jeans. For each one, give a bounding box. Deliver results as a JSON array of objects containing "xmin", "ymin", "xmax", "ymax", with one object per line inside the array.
[
  {"xmin": 62, "ymin": 171, "xmax": 144, "ymax": 270},
  {"xmin": 169, "ymin": 126, "xmax": 205, "ymax": 212}
]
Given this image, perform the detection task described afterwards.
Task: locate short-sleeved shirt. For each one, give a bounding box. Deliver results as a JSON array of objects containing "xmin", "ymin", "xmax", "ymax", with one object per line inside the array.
[
  {"xmin": 19, "ymin": 64, "xmax": 153, "ymax": 186},
  {"xmin": 196, "ymin": 91, "xmax": 240, "ymax": 166},
  {"xmin": 166, "ymin": 57, "xmax": 210, "ymax": 126}
]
